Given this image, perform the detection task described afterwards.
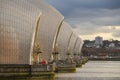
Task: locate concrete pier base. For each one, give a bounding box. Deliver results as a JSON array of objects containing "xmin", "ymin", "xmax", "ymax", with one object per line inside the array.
[
  {"xmin": 0, "ymin": 64, "xmax": 55, "ymax": 79},
  {"xmin": 76, "ymin": 61, "xmax": 82, "ymax": 67},
  {"xmin": 81, "ymin": 58, "xmax": 88, "ymax": 65},
  {"xmin": 75, "ymin": 57, "xmax": 88, "ymax": 67},
  {"xmin": 56, "ymin": 61, "xmax": 76, "ymax": 73}
]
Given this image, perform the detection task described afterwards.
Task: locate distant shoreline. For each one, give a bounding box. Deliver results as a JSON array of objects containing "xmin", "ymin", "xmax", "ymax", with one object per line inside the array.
[{"xmin": 88, "ymin": 58, "xmax": 120, "ymax": 61}]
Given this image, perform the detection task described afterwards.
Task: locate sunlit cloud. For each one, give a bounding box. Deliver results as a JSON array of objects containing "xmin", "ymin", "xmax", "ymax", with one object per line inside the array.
[
  {"xmin": 79, "ymin": 33, "xmax": 112, "ymax": 40},
  {"xmin": 74, "ymin": 26, "xmax": 120, "ymax": 40}
]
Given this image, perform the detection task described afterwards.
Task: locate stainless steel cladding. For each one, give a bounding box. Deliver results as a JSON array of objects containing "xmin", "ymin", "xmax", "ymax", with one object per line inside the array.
[
  {"xmin": 78, "ymin": 40, "xmax": 84, "ymax": 55},
  {"xmin": 75, "ymin": 38, "xmax": 82, "ymax": 55},
  {"xmin": 69, "ymin": 33, "xmax": 78, "ymax": 57},
  {"xmin": 0, "ymin": 0, "xmax": 41, "ymax": 64},
  {"xmin": 29, "ymin": 0, "xmax": 64, "ymax": 61},
  {"xmin": 57, "ymin": 22, "xmax": 73, "ymax": 60}
]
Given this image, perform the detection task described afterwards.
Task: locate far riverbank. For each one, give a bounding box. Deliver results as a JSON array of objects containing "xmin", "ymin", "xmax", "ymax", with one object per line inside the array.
[{"xmin": 88, "ymin": 57, "xmax": 120, "ymax": 61}]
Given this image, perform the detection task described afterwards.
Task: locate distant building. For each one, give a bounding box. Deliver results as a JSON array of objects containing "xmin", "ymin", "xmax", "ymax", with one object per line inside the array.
[
  {"xmin": 95, "ymin": 36, "xmax": 103, "ymax": 48},
  {"xmin": 115, "ymin": 42, "xmax": 120, "ymax": 49},
  {"xmin": 85, "ymin": 43, "xmax": 94, "ymax": 48},
  {"xmin": 109, "ymin": 43, "xmax": 115, "ymax": 48}
]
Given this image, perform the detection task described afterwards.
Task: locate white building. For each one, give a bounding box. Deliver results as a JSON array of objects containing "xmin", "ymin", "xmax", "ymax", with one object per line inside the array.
[{"xmin": 95, "ymin": 36, "xmax": 103, "ymax": 47}]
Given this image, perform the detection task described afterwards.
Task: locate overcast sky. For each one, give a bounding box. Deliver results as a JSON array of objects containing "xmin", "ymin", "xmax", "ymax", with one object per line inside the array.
[{"xmin": 45, "ymin": 0, "xmax": 120, "ymax": 40}]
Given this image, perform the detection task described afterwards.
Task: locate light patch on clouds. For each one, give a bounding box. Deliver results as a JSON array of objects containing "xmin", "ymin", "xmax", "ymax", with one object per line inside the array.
[
  {"xmin": 74, "ymin": 26, "xmax": 120, "ymax": 40},
  {"xmin": 79, "ymin": 33, "xmax": 113, "ymax": 40},
  {"xmin": 112, "ymin": 27, "xmax": 120, "ymax": 38}
]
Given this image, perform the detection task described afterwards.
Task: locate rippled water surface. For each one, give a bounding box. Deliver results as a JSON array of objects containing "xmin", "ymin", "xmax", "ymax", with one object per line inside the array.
[{"xmin": 55, "ymin": 61, "xmax": 120, "ymax": 80}]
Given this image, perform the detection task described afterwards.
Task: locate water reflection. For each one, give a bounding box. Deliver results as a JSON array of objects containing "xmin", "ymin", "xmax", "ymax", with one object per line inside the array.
[{"xmin": 56, "ymin": 77, "xmax": 120, "ymax": 80}]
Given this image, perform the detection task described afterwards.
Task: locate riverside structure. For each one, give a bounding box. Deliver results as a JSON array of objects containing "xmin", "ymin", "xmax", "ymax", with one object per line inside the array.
[{"xmin": 0, "ymin": 0, "xmax": 88, "ymax": 78}]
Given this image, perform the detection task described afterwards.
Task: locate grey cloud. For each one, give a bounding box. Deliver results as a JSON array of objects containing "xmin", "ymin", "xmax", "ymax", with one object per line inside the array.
[
  {"xmin": 45, "ymin": 0, "xmax": 120, "ymax": 9},
  {"xmin": 66, "ymin": 9, "xmax": 120, "ymax": 26},
  {"xmin": 72, "ymin": 22, "xmax": 100, "ymax": 35},
  {"xmin": 46, "ymin": 0, "xmax": 120, "ymax": 26},
  {"xmin": 112, "ymin": 28, "xmax": 120, "ymax": 37},
  {"xmin": 45, "ymin": 0, "xmax": 120, "ymax": 39},
  {"xmin": 45, "ymin": 0, "xmax": 120, "ymax": 17},
  {"xmin": 72, "ymin": 22, "xmax": 119, "ymax": 36}
]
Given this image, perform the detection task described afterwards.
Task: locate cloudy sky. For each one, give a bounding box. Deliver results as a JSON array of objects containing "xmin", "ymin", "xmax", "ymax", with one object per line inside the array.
[{"xmin": 45, "ymin": 0, "xmax": 120, "ymax": 40}]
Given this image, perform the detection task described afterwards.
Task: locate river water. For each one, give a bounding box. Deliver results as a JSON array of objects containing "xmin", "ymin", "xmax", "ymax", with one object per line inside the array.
[{"xmin": 55, "ymin": 61, "xmax": 120, "ymax": 80}]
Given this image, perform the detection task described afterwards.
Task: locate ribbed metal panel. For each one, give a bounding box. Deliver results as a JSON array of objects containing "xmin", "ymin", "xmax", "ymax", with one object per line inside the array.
[
  {"xmin": 69, "ymin": 33, "xmax": 78, "ymax": 57},
  {"xmin": 78, "ymin": 39, "xmax": 84, "ymax": 55},
  {"xmin": 30, "ymin": 0, "xmax": 64, "ymax": 61},
  {"xmin": 57, "ymin": 22, "xmax": 73, "ymax": 60},
  {"xmin": 0, "ymin": 0, "xmax": 40, "ymax": 64},
  {"xmin": 75, "ymin": 37, "xmax": 83, "ymax": 55},
  {"xmin": 74, "ymin": 38, "xmax": 81, "ymax": 54}
]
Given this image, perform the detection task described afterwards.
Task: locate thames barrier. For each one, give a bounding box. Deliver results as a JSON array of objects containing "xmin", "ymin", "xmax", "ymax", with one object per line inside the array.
[{"xmin": 0, "ymin": 0, "xmax": 88, "ymax": 79}]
